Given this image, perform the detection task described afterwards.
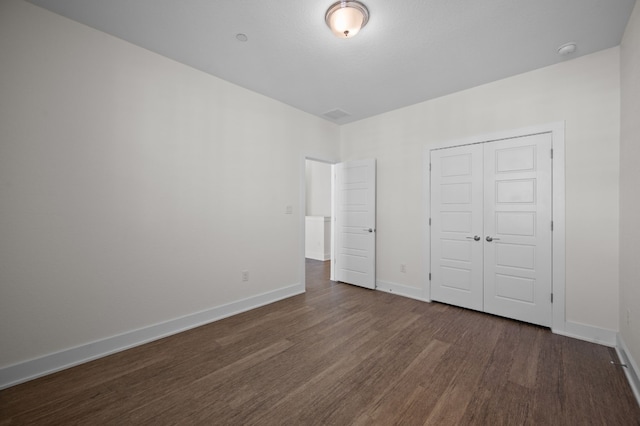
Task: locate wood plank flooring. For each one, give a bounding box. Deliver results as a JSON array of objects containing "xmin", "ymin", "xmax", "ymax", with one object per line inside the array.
[{"xmin": 2, "ymin": 259, "xmax": 639, "ymax": 425}]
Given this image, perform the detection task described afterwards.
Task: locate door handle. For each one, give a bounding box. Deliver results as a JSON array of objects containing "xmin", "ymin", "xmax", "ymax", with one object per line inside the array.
[
  {"xmin": 466, "ymin": 236, "xmax": 481, "ymax": 241},
  {"xmin": 486, "ymin": 236, "xmax": 501, "ymax": 242},
  {"xmin": 363, "ymin": 228, "xmax": 374, "ymax": 233}
]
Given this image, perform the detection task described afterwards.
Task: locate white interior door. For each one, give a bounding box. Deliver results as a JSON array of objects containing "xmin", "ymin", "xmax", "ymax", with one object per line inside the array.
[
  {"xmin": 430, "ymin": 144, "xmax": 484, "ymax": 310},
  {"xmin": 483, "ymin": 134, "xmax": 552, "ymax": 326},
  {"xmin": 430, "ymin": 133, "xmax": 553, "ymax": 327},
  {"xmin": 334, "ymin": 159, "xmax": 376, "ymax": 289}
]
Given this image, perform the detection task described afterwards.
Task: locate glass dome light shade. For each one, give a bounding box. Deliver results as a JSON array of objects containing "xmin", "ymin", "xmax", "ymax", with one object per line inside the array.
[{"xmin": 325, "ymin": 1, "xmax": 369, "ymax": 38}]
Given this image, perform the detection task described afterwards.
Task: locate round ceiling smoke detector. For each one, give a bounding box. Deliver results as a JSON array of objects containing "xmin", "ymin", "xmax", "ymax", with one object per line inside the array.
[
  {"xmin": 236, "ymin": 33, "xmax": 248, "ymax": 42},
  {"xmin": 557, "ymin": 42, "xmax": 577, "ymax": 56}
]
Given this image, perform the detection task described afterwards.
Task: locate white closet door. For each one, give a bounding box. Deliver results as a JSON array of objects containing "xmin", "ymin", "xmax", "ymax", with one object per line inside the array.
[
  {"xmin": 430, "ymin": 144, "xmax": 484, "ymax": 311},
  {"xmin": 483, "ymin": 133, "xmax": 553, "ymax": 326}
]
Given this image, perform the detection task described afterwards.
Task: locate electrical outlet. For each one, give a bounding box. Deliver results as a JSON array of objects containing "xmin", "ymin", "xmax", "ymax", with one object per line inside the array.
[
  {"xmin": 400, "ymin": 264, "xmax": 406, "ymax": 273},
  {"xmin": 242, "ymin": 270, "xmax": 249, "ymax": 282},
  {"xmin": 285, "ymin": 205, "xmax": 293, "ymax": 214}
]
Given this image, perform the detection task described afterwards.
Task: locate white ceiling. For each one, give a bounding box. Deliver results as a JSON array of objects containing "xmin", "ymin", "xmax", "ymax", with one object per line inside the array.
[{"xmin": 28, "ymin": 0, "xmax": 636, "ymax": 124}]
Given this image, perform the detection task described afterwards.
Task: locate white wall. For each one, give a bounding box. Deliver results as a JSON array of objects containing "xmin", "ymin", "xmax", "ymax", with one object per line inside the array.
[
  {"xmin": 340, "ymin": 48, "xmax": 621, "ymax": 332},
  {"xmin": 620, "ymin": 0, "xmax": 640, "ymax": 371},
  {"xmin": 305, "ymin": 160, "xmax": 332, "ymax": 217},
  {"xmin": 0, "ymin": 0, "xmax": 339, "ymax": 370}
]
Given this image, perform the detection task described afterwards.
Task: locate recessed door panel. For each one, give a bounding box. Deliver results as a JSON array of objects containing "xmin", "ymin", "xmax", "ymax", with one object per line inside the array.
[
  {"xmin": 441, "ymin": 239, "xmax": 472, "ymax": 262},
  {"xmin": 496, "ymin": 243, "xmax": 536, "ymax": 270},
  {"xmin": 344, "ymin": 211, "xmax": 368, "ymax": 226},
  {"xmin": 441, "ymin": 154, "xmax": 472, "ymax": 177},
  {"xmin": 495, "ymin": 274, "xmax": 535, "ymax": 303},
  {"xmin": 441, "ymin": 266, "xmax": 473, "ymax": 291},
  {"xmin": 495, "ymin": 212, "xmax": 536, "ymax": 236},
  {"xmin": 495, "ymin": 146, "xmax": 536, "ymax": 173},
  {"xmin": 341, "ymin": 187, "xmax": 367, "ymax": 205},
  {"xmin": 496, "ymin": 179, "xmax": 536, "ymax": 203},
  {"xmin": 342, "ymin": 232, "xmax": 368, "ymax": 251},
  {"xmin": 441, "ymin": 183, "xmax": 472, "ymax": 204},
  {"xmin": 441, "ymin": 211, "xmax": 473, "ymax": 233}
]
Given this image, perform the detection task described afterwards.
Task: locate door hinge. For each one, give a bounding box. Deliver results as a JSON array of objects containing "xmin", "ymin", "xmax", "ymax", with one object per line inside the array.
[
  {"xmin": 551, "ymin": 293, "xmax": 554, "ymax": 303},
  {"xmin": 429, "ymin": 218, "xmax": 431, "ymax": 226},
  {"xmin": 551, "ymin": 148, "xmax": 554, "ymax": 159},
  {"xmin": 551, "ymin": 221, "xmax": 554, "ymax": 231},
  {"xmin": 429, "ymin": 273, "xmax": 432, "ymax": 281},
  {"xmin": 429, "ymin": 163, "xmax": 432, "ymax": 172}
]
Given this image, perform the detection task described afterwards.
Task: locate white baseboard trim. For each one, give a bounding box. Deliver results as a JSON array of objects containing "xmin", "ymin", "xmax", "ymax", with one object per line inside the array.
[
  {"xmin": 305, "ymin": 253, "xmax": 330, "ymax": 261},
  {"xmin": 376, "ymin": 280, "xmax": 428, "ymax": 302},
  {"xmin": 373, "ymin": 284, "xmax": 618, "ymax": 350},
  {"xmin": 616, "ymin": 334, "xmax": 640, "ymax": 407},
  {"xmin": 553, "ymin": 321, "xmax": 617, "ymax": 347},
  {"xmin": 0, "ymin": 283, "xmax": 303, "ymax": 390}
]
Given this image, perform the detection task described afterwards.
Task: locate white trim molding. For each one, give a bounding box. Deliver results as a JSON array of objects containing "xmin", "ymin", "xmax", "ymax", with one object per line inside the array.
[
  {"xmin": 617, "ymin": 334, "xmax": 640, "ymax": 406},
  {"xmin": 554, "ymin": 320, "xmax": 617, "ymax": 347},
  {"xmin": 422, "ymin": 147, "xmax": 432, "ymax": 302},
  {"xmin": 376, "ymin": 280, "xmax": 429, "ymax": 302},
  {"xmin": 0, "ymin": 283, "xmax": 303, "ymax": 390}
]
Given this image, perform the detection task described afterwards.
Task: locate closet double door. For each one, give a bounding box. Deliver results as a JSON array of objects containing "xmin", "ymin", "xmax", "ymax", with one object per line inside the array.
[{"xmin": 430, "ymin": 133, "xmax": 552, "ymax": 327}]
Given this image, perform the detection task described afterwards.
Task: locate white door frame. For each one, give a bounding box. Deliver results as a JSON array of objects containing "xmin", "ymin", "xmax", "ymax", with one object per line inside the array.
[
  {"xmin": 300, "ymin": 154, "xmax": 339, "ymax": 291},
  {"xmin": 424, "ymin": 121, "xmax": 566, "ymax": 333}
]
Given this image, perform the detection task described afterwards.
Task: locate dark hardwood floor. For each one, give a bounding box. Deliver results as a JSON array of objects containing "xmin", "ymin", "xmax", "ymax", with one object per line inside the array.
[{"xmin": 2, "ymin": 259, "xmax": 639, "ymax": 425}]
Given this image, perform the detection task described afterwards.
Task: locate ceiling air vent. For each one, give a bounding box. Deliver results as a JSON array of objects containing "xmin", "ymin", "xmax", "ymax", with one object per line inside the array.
[{"xmin": 323, "ymin": 109, "xmax": 351, "ymax": 120}]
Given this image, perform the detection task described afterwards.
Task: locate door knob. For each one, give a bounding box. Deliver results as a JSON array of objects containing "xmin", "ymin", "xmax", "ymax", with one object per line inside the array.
[
  {"xmin": 363, "ymin": 228, "xmax": 374, "ymax": 233},
  {"xmin": 466, "ymin": 236, "xmax": 481, "ymax": 241},
  {"xmin": 486, "ymin": 236, "xmax": 501, "ymax": 242}
]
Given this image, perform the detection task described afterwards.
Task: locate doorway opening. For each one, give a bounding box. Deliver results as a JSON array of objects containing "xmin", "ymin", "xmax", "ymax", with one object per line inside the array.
[{"xmin": 303, "ymin": 158, "xmax": 334, "ymax": 289}]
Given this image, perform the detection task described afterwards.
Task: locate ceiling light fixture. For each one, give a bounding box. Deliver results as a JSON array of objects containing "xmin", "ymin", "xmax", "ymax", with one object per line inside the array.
[{"xmin": 325, "ymin": 1, "xmax": 369, "ymax": 39}]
